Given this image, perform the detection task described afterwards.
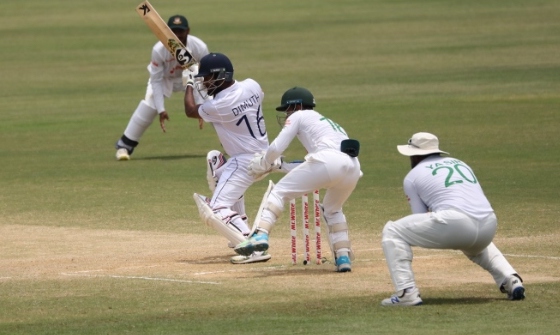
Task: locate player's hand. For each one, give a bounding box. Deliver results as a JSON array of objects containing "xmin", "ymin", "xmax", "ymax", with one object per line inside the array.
[
  {"xmin": 248, "ymin": 152, "xmax": 272, "ymax": 179},
  {"xmin": 182, "ymin": 69, "xmax": 195, "ymax": 88},
  {"xmin": 188, "ymin": 64, "xmax": 199, "ymax": 76},
  {"xmin": 271, "ymin": 157, "xmax": 283, "ymax": 171},
  {"xmin": 159, "ymin": 111, "xmax": 169, "ymax": 133},
  {"xmin": 198, "ymin": 118, "xmax": 204, "ymax": 129}
]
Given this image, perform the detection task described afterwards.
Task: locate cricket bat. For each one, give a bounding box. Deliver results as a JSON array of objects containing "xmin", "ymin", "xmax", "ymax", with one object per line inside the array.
[{"xmin": 136, "ymin": 1, "xmax": 197, "ymax": 69}]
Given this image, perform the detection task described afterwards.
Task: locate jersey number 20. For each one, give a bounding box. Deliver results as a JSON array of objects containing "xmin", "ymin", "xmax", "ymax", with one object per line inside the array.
[{"xmin": 432, "ymin": 164, "xmax": 478, "ymax": 188}]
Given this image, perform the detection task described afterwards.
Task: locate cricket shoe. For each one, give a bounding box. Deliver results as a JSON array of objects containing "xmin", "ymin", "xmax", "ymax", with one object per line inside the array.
[
  {"xmin": 116, "ymin": 148, "xmax": 130, "ymax": 161},
  {"xmin": 381, "ymin": 287, "xmax": 423, "ymax": 306},
  {"xmin": 500, "ymin": 274, "xmax": 525, "ymax": 300},
  {"xmin": 234, "ymin": 232, "xmax": 269, "ymax": 256},
  {"xmin": 335, "ymin": 255, "xmax": 352, "ymax": 272},
  {"xmin": 230, "ymin": 251, "xmax": 271, "ymax": 264},
  {"xmin": 228, "ymin": 235, "xmax": 249, "ymax": 249}
]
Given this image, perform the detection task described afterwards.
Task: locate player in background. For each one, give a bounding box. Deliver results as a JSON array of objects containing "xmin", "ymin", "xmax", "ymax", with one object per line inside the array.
[
  {"xmin": 381, "ymin": 132, "xmax": 525, "ymax": 306},
  {"xmin": 115, "ymin": 14, "xmax": 209, "ymax": 160},
  {"xmin": 184, "ymin": 53, "xmax": 273, "ymax": 264},
  {"xmin": 234, "ymin": 87, "xmax": 362, "ymax": 272}
]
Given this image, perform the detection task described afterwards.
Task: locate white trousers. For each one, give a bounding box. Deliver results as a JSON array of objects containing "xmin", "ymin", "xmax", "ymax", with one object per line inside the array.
[
  {"xmin": 210, "ymin": 154, "xmax": 254, "ymax": 235},
  {"xmin": 264, "ymin": 149, "xmax": 361, "ymax": 232},
  {"xmin": 382, "ymin": 209, "xmax": 518, "ymax": 291}
]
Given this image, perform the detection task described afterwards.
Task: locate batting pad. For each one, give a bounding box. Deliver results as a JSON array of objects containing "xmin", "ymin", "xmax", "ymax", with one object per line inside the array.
[
  {"xmin": 248, "ymin": 180, "xmax": 275, "ymax": 236},
  {"xmin": 193, "ymin": 193, "xmax": 246, "ymax": 245}
]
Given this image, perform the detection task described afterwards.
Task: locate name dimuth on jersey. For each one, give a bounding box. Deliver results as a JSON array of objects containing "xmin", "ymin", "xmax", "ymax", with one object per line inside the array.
[{"xmin": 232, "ymin": 93, "xmax": 261, "ymax": 116}]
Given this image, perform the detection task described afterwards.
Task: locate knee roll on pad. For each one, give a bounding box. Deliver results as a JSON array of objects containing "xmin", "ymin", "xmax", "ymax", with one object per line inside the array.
[
  {"xmin": 256, "ymin": 199, "xmax": 283, "ymax": 233},
  {"xmin": 327, "ymin": 222, "xmax": 355, "ymax": 261},
  {"xmin": 265, "ymin": 201, "xmax": 283, "ymax": 218},
  {"xmin": 323, "ymin": 211, "xmax": 346, "ymax": 227},
  {"xmin": 328, "ymin": 222, "xmax": 349, "ymax": 234},
  {"xmin": 206, "ymin": 150, "xmax": 227, "ymax": 193}
]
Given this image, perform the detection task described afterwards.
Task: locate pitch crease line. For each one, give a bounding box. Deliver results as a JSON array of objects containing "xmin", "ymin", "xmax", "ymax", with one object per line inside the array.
[
  {"xmin": 61, "ymin": 273, "xmax": 220, "ymax": 285},
  {"xmin": 503, "ymin": 253, "xmax": 560, "ymax": 260}
]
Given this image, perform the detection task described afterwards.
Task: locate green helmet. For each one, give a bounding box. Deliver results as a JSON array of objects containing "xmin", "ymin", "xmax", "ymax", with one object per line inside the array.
[{"xmin": 275, "ymin": 87, "xmax": 316, "ymax": 111}]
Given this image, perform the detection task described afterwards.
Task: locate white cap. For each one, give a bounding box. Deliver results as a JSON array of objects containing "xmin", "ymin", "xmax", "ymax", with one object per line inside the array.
[{"xmin": 397, "ymin": 132, "xmax": 449, "ymax": 156}]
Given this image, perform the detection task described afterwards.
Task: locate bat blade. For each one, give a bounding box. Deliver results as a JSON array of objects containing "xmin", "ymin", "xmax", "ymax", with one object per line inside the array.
[{"xmin": 136, "ymin": 1, "xmax": 197, "ymax": 69}]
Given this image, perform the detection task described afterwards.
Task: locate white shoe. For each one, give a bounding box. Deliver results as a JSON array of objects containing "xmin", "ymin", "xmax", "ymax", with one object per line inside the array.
[
  {"xmin": 381, "ymin": 287, "xmax": 423, "ymax": 306},
  {"xmin": 116, "ymin": 148, "xmax": 130, "ymax": 161},
  {"xmin": 500, "ymin": 274, "xmax": 525, "ymax": 300},
  {"xmin": 230, "ymin": 251, "xmax": 271, "ymax": 264}
]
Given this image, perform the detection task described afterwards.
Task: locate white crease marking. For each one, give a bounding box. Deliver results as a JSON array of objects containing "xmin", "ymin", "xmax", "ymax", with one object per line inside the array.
[
  {"xmin": 503, "ymin": 253, "xmax": 560, "ymax": 260},
  {"xmin": 61, "ymin": 272, "xmax": 220, "ymax": 285}
]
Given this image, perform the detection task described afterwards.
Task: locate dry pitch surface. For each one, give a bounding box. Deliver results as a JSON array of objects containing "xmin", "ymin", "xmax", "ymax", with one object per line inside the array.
[{"xmin": 1, "ymin": 224, "xmax": 557, "ymax": 296}]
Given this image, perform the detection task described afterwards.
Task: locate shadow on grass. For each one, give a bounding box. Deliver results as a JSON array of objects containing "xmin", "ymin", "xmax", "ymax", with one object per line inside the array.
[{"xmin": 135, "ymin": 154, "xmax": 206, "ymax": 161}]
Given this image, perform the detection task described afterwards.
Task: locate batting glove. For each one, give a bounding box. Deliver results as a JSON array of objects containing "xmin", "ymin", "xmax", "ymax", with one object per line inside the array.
[
  {"xmin": 188, "ymin": 64, "xmax": 199, "ymax": 76},
  {"xmin": 182, "ymin": 69, "xmax": 195, "ymax": 88}
]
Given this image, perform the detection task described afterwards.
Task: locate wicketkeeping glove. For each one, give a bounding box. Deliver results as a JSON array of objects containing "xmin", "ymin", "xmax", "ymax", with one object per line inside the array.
[{"xmin": 248, "ymin": 152, "xmax": 282, "ymax": 180}]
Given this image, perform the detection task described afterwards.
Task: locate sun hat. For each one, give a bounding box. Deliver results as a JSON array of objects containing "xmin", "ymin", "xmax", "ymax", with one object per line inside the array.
[{"xmin": 397, "ymin": 132, "xmax": 449, "ymax": 156}]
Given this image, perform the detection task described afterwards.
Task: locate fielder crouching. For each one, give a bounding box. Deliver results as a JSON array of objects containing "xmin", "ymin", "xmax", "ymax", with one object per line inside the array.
[
  {"xmin": 380, "ymin": 132, "xmax": 525, "ymax": 306},
  {"xmin": 234, "ymin": 87, "xmax": 362, "ymax": 272}
]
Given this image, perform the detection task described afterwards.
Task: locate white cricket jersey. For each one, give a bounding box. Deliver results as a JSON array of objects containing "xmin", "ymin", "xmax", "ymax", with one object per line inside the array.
[
  {"xmin": 403, "ymin": 155, "xmax": 494, "ymax": 220},
  {"xmin": 198, "ymin": 79, "xmax": 268, "ymax": 157},
  {"xmin": 147, "ymin": 35, "xmax": 209, "ymax": 113},
  {"xmin": 265, "ymin": 109, "xmax": 348, "ymax": 162}
]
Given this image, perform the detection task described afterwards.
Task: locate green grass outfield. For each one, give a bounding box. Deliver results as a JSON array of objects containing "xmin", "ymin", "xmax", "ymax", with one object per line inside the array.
[{"xmin": 1, "ymin": 0, "xmax": 559, "ymax": 334}]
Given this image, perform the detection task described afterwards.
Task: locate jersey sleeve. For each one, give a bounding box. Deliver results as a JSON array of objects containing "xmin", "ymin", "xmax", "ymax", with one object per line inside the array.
[
  {"xmin": 148, "ymin": 45, "xmax": 166, "ymax": 113},
  {"xmin": 265, "ymin": 113, "xmax": 300, "ymax": 163},
  {"xmin": 197, "ymin": 102, "xmax": 218, "ymax": 122},
  {"xmin": 403, "ymin": 178, "xmax": 428, "ymax": 214}
]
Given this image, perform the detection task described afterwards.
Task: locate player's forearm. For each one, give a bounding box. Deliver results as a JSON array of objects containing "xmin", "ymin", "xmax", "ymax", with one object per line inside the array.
[
  {"xmin": 264, "ymin": 141, "xmax": 286, "ymax": 165},
  {"xmin": 265, "ymin": 130, "xmax": 293, "ymax": 163},
  {"xmin": 184, "ymin": 86, "xmax": 200, "ymax": 119}
]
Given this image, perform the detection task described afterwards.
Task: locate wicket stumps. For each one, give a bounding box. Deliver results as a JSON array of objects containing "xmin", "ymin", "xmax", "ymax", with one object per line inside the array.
[{"xmin": 290, "ymin": 190, "xmax": 322, "ymax": 265}]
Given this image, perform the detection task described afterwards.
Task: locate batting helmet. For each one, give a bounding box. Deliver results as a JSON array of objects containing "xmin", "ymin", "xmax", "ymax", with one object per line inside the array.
[{"xmin": 196, "ymin": 53, "xmax": 234, "ymax": 82}]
